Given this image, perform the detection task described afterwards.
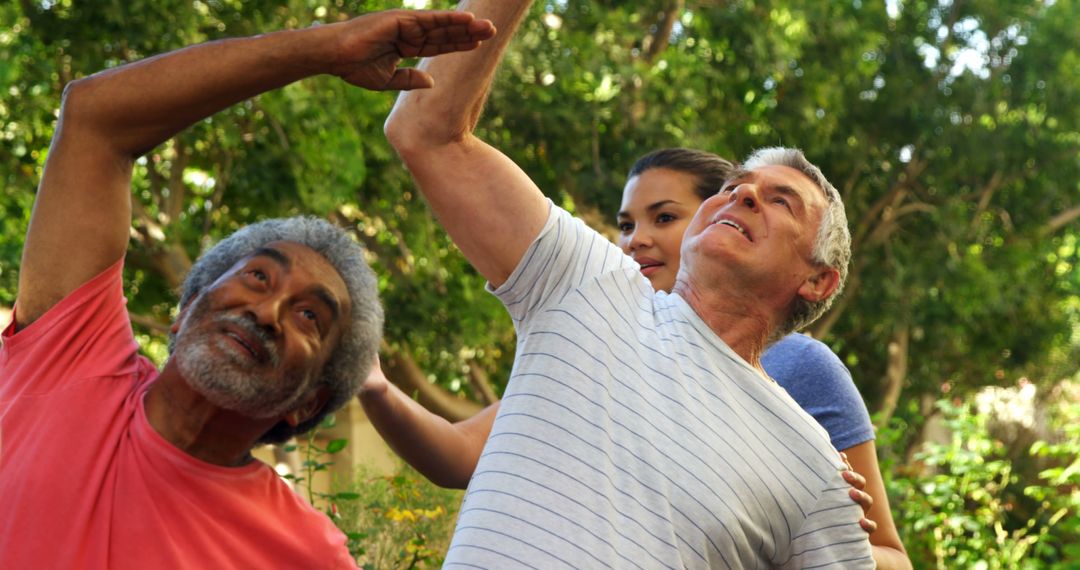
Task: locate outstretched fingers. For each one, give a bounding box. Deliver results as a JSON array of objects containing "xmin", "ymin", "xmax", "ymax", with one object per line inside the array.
[{"xmin": 396, "ymin": 12, "xmax": 496, "ymax": 58}]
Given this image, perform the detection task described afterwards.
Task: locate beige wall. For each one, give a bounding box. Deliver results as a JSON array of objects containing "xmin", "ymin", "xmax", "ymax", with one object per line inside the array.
[{"xmin": 253, "ymin": 398, "xmax": 401, "ymax": 504}]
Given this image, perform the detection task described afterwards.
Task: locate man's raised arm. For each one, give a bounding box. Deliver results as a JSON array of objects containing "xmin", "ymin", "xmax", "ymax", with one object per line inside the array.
[
  {"xmin": 15, "ymin": 10, "xmax": 494, "ymax": 329},
  {"xmin": 384, "ymin": 0, "xmax": 547, "ymax": 287}
]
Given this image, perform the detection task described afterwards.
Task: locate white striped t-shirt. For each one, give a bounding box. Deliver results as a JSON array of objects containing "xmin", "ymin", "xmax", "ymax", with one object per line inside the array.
[{"xmin": 444, "ymin": 204, "xmax": 875, "ymax": 569}]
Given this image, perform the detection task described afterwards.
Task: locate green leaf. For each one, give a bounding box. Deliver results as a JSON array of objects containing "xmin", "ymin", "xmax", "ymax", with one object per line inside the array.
[{"xmin": 326, "ymin": 438, "xmax": 349, "ymax": 454}]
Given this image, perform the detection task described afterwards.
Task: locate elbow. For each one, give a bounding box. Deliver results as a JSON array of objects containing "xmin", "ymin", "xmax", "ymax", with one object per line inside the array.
[
  {"xmin": 56, "ymin": 77, "xmax": 95, "ymax": 131},
  {"xmin": 55, "ymin": 76, "xmax": 138, "ymax": 155},
  {"xmin": 384, "ymin": 104, "xmax": 473, "ymax": 165},
  {"xmin": 429, "ymin": 470, "xmax": 471, "ymax": 490},
  {"xmin": 383, "ymin": 107, "xmax": 421, "ymax": 159}
]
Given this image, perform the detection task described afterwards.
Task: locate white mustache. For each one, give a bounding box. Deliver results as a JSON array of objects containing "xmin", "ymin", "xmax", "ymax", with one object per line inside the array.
[{"xmin": 214, "ymin": 313, "xmax": 279, "ymax": 367}]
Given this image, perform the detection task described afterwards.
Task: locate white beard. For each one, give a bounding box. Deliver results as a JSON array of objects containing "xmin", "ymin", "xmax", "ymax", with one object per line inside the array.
[{"xmin": 171, "ymin": 295, "xmax": 312, "ymax": 420}]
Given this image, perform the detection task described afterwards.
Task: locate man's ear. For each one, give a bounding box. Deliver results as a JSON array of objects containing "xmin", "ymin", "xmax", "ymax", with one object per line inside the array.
[
  {"xmin": 283, "ymin": 386, "xmax": 331, "ymax": 428},
  {"xmin": 170, "ymin": 295, "xmax": 198, "ymax": 335},
  {"xmin": 797, "ymin": 266, "xmax": 841, "ymax": 304}
]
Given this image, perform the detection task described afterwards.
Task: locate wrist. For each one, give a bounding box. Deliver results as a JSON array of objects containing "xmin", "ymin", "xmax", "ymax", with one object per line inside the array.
[{"xmin": 260, "ymin": 25, "xmax": 338, "ymax": 79}]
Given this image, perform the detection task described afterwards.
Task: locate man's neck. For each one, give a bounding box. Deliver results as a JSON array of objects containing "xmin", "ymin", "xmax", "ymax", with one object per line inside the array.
[
  {"xmin": 671, "ymin": 279, "xmax": 775, "ymax": 372},
  {"xmin": 145, "ymin": 363, "xmax": 271, "ymax": 467}
]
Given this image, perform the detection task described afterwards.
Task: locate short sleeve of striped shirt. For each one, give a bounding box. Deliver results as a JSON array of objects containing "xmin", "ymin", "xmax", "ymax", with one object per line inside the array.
[
  {"xmin": 489, "ymin": 202, "xmax": 636, "ymax": 329},
  {"xmin": 779, "ymin": 468, "xmax": 876, "ymax": 569}
]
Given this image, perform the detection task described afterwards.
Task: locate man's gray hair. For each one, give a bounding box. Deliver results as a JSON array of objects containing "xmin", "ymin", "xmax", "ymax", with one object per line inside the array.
[
  {"xmin": 173, "ymin": 217, "xmax": 383, "ymax": 444},
  {"xmin": 742, "ymin": 147, "xmax": 851, "ymax": 340}
]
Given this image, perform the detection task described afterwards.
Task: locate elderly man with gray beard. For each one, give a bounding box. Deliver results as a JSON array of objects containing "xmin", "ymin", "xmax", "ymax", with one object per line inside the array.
[
  {"xmin": 385, "ymin": 1, "xmax": 876, "ymax": 568},
  {"xmin": 0, "ymin": 9, "xmax": 494, "ymax": 569}
]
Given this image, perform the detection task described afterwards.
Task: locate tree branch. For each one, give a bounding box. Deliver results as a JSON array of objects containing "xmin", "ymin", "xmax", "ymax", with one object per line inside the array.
[
  {"xmin": 381, "ymin": 342, "xmax": 484, "ymax": 422},
  {"xmin": 1040, "ymin": 204, "xmax": 1080, "ymax": 237},
  {"xmin": 851, "ymin": 155, "xmax": 925, "ymax": 251},
  {"xmin": 129, "ymin": 312, "xmax": 171, "ymax": 334},
  {"xmin": 467, "ymin": 360, "xmax": 500, "ymax": 405},
  {"xmin": 164, "ymin": 137, "xmax": 189, "ymax": 226},
  {"xmin": 642, "ymin": 0, "xmax": 684, "ymax": 65},
  {"xmin": 967, "ymin": 170, "xmax": 1003, "ymax": 236}
]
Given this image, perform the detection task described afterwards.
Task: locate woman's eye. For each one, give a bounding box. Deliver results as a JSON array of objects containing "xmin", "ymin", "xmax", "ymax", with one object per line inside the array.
[
  {"xmin": 618, "ymin": 222, "xmax": 634, "ymax": 233},
  {"xmin": 657, "ymin": 213, "xmax": 676, "ymax": 224},
  {"xmin": 246, "ymin": 269, "xmax": 268, "ymax": 282}
]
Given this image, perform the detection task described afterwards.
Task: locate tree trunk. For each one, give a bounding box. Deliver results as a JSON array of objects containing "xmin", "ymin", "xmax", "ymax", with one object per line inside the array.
[
  {"xmin": 467, "ymin": 360, "xmax": 500, "ymax": 405},
  {"xmin": 875, "ymin": 323, "xmax": 909, "ymax": 428},
  {"xmin": 381, "ymin": 343, "xmax": 484, "ymax": 422},
  {"xmin": 903, "ymin": 393, "xmax": 940, "ymax": 470}
]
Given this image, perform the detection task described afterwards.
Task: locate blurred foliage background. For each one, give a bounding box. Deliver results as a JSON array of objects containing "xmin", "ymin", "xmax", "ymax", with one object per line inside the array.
[{"xmin": 1, "ymin": 0, "xmax": 1078, "ymax": 567}]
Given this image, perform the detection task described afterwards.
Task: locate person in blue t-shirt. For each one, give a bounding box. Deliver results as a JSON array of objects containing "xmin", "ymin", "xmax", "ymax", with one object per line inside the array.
[{"xmin": 361, "ymin": 148, "xmax": 911, "ymax": 568}]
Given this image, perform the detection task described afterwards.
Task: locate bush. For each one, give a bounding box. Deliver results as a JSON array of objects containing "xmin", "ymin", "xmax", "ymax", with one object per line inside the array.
[
  {"xmin": 332, "ymin": 464, "xmax": 464, "ymax": 569},
  {"xmin": 283, "ymin": 417, "xmax": 464, "ymax": 569},
  {"xmin": 881, "ymin": 395, "xmax": 1080, "ymax": 569}
]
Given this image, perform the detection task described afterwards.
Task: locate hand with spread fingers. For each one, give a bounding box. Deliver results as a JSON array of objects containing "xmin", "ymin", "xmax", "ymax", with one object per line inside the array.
[{"xmin": 330, "ymin": 10, "xmax": 497, "ymax": 90}]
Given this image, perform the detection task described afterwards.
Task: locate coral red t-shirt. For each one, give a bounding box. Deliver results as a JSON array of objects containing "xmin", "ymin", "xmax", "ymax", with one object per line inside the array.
[{"xmin": 0, "ymin": 260, "xmax": 355, "ymax": 569}]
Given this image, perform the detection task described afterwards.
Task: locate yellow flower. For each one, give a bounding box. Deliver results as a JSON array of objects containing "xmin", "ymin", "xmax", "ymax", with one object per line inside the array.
[{"xmin": 386, "ymin": 507, "xmax": 417, "ymax": 522}]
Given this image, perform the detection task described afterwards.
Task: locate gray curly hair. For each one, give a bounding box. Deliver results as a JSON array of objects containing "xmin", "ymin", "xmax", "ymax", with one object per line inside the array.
[
  {"xmin": 740, "ymin": 147, "xmax": 851, "ymax": 341},
  {"xmin": 172, "ymin": 216, "xmax": 383, "ymax": 444}
]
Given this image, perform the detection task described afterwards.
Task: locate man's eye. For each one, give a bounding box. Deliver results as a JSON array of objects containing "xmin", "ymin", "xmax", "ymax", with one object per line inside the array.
[
  {"xmin": 720, "ymin": 186, "xmax": 735, "ymax": 193},
  {"xmin": 247, "ymin": 269, "xmax": 268, "ymax": 282},
  {"xmin": 773, "ymin": 197, "xmax": 791, "ymax": 210},
  {"xmin": 301, "ymin": 309, "xmax": 318, "ymax": 322}
]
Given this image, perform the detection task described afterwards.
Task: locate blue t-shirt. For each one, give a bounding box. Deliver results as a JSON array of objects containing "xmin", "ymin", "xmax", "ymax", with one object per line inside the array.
[{"xmin": 762, "ymin": 333, "xmax": 874, "ymax": 451}]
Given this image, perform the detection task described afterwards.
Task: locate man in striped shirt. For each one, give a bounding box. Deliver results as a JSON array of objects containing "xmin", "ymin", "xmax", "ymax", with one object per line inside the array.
[{"xmin": 385, "ymin": 2, "xmax": 874, "ymax": 568}]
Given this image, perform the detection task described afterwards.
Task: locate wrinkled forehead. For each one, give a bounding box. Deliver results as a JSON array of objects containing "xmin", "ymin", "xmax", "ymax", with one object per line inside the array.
[
  {"xmin": 217, "ymin": 240, "xmax": 351, "ymax": 312},
  {"xmin": 726, "ymin": 164, "xmax": 826, "ymax": 204}
]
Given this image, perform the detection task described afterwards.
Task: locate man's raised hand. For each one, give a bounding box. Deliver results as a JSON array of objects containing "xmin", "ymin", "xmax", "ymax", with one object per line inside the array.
[{"xmin": 329, "ymin": 10, "xmax": 496, "ymax": 91}]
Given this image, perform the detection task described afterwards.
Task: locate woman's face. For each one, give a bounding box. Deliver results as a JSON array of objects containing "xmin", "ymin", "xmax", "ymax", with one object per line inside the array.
[{"xmin": 616, "ymin": 168, "xmax": 706, "ymax": 293}]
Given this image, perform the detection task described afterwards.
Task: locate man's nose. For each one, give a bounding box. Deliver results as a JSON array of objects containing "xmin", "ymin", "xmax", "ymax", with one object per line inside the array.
[
  {"xmin": 247, "ymin": 295, "xmax": 284, "ymax": 337},
  {"xmin": 729, "ymin": 184, "xmax": 761, "ymax": 212}
]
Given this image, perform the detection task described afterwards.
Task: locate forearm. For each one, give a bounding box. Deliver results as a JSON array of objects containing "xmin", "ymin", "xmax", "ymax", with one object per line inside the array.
[
  {"xmin": 872, "ymin": 545, "xmax": 913, "ymax": 570},
  {"xmin": 17, "ymin": 9, "xmax": 492, "ymax": 328},
  {"xmin": 844, "ymin": 441, "xmax": 911, "ymax": 569},
  {"xmin": 16, "ymin": 27, "xmax": 334, "ymax": 325},
  {"xmin": 63, "ymin": 27, "xmax": 334, "ymax": 159},
  {"xmin": 360, "ymin": 381, "xmax": 490, "ymax": 489},
  {"xmin": 384, "ymin": 0, "xmax": 548, "ymax": 286},
  {"xmin": 385, "ymin": 0, "xmax": 532, "ymax": 148}
]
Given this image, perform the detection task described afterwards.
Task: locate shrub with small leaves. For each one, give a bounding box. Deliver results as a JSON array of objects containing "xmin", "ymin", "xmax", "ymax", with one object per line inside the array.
[{"xmin": 881, "ymin": 394, "xmax": 1079, "ymax": 569}]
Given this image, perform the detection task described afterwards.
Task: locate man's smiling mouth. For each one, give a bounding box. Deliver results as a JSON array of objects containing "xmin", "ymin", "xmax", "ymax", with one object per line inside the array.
[
  {"xmin": 223, "ymin": 329, "xmax": 268, "ymax": 364},
  {"xmin": 714, "ymin": 218, "xmax": 752, "ymax": 241}
]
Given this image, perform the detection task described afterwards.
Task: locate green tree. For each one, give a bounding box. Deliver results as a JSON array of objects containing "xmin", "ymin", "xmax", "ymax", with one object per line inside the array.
[
  {"xmin": 1, "ymin": 0, "xmax": 1077, "ymax": 504},
  {"xmin": 3, "ymin": 0, "xmax": 1079, "ymax": 566},
  {"xmin": 482, "ymin": 0, "xmax": 1080, "ymax": 426}
]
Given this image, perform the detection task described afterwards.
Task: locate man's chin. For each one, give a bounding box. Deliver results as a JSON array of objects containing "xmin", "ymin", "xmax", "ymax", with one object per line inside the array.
[{"xmin": 174, "ymin": 342, "xmax": 297, "ymax": 420}]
